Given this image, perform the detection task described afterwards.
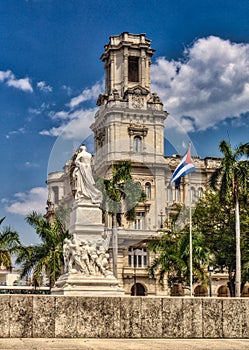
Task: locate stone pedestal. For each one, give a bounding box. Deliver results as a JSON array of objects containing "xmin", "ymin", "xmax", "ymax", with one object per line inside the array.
[
  {"xmin": 52, "ymin": 200, "xmax": 124, "ymax": 296},
  {"xmin": 69, "ymin": 200, "xmax": 104, "ymax": 239},
  {"xmin": 52, "ymin": 273, "xmax": 124, "ymax": 296}
]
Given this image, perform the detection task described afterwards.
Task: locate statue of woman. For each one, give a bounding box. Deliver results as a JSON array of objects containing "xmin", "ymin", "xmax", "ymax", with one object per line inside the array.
[{"xmin": 72, "ymin": 145, "xmax": 102, "ymax": 204}]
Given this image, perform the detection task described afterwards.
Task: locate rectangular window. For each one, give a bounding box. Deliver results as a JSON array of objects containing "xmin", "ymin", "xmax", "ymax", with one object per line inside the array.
[
  {"xmin": 128, "ymin": 57, "xmax": 139, "ymax": 82},
  {"xmin": 167, "ymin": 186, "xmax": 172, "ymax": 203},
  {"xmin": 52, "ymin": 186, "xmax": 59, "ymax": 204},
  {"xmin": 134, "ymin": 212, "xmax": 145, "ymax": 230},
  {"xmin": 175, "ymin": 187, "xmax": 180, "ymax": 202},
  {"xmin": 134, "ymin": 136, "xmax": 142, "ymax": 153},
  {"xmin": 106, "ymin": 63, "xmax": 111, "ymax": 94},
  {"xmin": 128, "ymin": 247, "xmax": 148, "ymax": 267}
]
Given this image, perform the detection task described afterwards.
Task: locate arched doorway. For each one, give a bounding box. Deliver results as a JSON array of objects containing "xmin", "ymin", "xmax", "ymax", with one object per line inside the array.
[{"xmin": 131, "ymin": 283, "xmax": 146, "ymax": 296}]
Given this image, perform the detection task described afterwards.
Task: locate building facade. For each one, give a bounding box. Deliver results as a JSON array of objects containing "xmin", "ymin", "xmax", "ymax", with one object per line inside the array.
[{"xmin": 46, "ymin": 33, "xmax": 229, "ymax": 296}]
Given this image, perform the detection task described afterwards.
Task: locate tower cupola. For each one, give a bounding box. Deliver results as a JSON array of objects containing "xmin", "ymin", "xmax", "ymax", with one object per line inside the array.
[{"xmin": 100, "ymin": 32, "xmax": 155, "ymax": 99}]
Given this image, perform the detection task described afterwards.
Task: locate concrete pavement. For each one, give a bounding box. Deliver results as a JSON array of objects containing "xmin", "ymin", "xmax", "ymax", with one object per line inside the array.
[{"xmin": 0, "ymin": 339, "xmax": 249, "ymax": 350}]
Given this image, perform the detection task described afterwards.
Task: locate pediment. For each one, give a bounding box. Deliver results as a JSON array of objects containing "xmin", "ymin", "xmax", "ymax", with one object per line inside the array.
[{"xmin": 124, "ymin": 85, "xmax": 150, "ymax": 97}]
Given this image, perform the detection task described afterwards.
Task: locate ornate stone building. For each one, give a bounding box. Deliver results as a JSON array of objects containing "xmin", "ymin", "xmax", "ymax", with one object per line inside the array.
[{"xmin": 46, "ymin": 33, "xmax": 229, "ymax": 297}]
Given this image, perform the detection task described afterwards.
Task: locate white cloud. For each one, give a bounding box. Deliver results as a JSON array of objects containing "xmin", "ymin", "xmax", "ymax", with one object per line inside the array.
[
  {"xmin": 49, "ymin": 110, "xmax": 71, "ymax": 121},
  {"xmin": 62, "ymin": 85, "xmax": 73, "ymax": 96},
  {"xmin": 7, "ymin": 77, "xmax": 33, "ymax": 92},
  {"xmin": 0, "ymin": 70, "xmax": 13, "ymax": 81},
  {"xmin": 69, "ymin": 80, "xmax": 104, "ymax": 108},
  {"xmin": 24, "ymin": 161, "xmax": 39, "ymax": 168},
  {"xmin": 37, "ymin": 81, "xmax": 53, "ymax": 93},
  {"xmin": 4, "ymin": 187, "xmax": 47, "ymax": 216},
  {"xmin": 28, "ymin": 107, "xmax": 42, "ymax": 115},
  {"xmin": 39, "ymin": 81, "xmax": 102, "ymax": 141},
  {"xmin": 151, "ymin": 36, "xmax": 249, "ymax": 132},
  {"xmin": 0, "ymin": 69, "xmax": 33, "ymax": 92},
  {"xmin": 6, "ymin": 127, "xmax": 26, "ymax": 138},
  {"xmin": 40, "ymin": 107, "xmax": 96, "ymax": 140},
  {"xmin": 28, "ymin": 102, "xmax": 51, "ymax": 116}
]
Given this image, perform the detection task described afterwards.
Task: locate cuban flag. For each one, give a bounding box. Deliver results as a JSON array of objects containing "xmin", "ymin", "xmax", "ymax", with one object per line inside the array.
[{"xmin": 170, "ymin": 146, "xmax": 195, "ymax": 188}]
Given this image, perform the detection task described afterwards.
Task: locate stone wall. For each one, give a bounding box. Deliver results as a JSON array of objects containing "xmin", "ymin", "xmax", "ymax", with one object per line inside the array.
[{"xmin": 0, "ymin": 295, "xmax": 249, "ymax": 338}]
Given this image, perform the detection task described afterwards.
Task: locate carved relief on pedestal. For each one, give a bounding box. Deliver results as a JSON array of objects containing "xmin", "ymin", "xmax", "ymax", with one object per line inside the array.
[{"xmin": 63, "ymin": 234, "xmax": 112, "ymax": 277}]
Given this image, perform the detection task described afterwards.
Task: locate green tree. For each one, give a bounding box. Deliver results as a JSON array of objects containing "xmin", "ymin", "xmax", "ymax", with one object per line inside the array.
[
  {"xmin": 98, "ymin": 161, "xmax": 146, "ymax": 277},
  {"xmin": 148, "ymin": 230, "xmax": 185, "ymax": 288},
  {"xmin": 209, "ymin": 140, "xmax": 249, "ymax": 296},
  {"xmin": 16, "ymin": 212, "xmax": 69, "ymax": 288},
  {"xmin": 148, "ymin": 206, "xmax": 210, "ymax": 291},
  {"xmin": 193, "ymin": 189, "xmax": 249, "ymax": 296},
  {"xmin": 0, "ymin": 217, "xmax": 21, "ymax": 271}
]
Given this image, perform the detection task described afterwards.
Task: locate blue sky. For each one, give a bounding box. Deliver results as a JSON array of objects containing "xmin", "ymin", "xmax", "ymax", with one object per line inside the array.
[{"xmin": 0, "ymin": 0, "xmax": 248, "ymax": 246}]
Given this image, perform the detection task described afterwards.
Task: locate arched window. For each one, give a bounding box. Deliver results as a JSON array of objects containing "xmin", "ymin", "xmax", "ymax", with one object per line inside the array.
[
  {"xmin": 134, "ymin": 136, "xmax": 142, "ymax": 153},
  {"xmin": 198, "ymin": 187, "xmax": 203, "ymax": 198},
  {"xmin": 145, "ymin": 182, "xmax": 151, "ymax": 199}
]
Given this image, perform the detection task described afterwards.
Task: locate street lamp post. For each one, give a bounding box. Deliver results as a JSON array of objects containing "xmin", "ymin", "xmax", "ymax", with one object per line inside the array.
[{"xmin": 208, "ymin": 266, "xmax": 213, "ymax": 297}]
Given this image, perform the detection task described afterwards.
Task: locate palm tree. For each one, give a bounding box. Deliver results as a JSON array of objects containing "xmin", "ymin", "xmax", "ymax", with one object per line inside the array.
[
  {"xmin": 0, "ymin": 217, "xmax": 21, "ymax": 271},
  {"xmin": 98, "ymin": 161, "xmax": 146, "ymax": 277},
  {"xmin": 210, "ymin": 140, "xmax": 249, "ymax": 297},
  {"xmin": 148, "ymin": 228, "xmax": 210, "ymax": 291},
  {"xmin": 148, "ymin": 230, "xmax": 184, "ymax": 288},
  {"xmin": 16, "ymin": 211, "xmax": 69, "ymax": 288}
]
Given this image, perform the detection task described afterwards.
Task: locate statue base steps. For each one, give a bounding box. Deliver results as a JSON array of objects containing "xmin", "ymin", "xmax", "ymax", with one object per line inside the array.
[{"xmin": 51, "ymin": 273, "xmax": 125, "ymax": 296}]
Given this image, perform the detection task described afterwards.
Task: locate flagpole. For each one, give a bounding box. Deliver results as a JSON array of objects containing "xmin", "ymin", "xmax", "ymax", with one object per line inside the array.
[
  {"xmin": 189, "ymin": 172, "xmax": 193, "ymax": 297},
  {"xmin": 169, "ymin": 142, "xmax": 195, "ymax": 297}
]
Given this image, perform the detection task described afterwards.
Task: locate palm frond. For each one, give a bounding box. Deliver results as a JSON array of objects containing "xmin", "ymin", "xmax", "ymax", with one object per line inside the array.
[
  {"xmin": 19, "ymin": 212, "xmax": 68, "ymax": 286},
  {"xmin": 209, "ymin": 167, "xmax": 222, "ymax": 191},
  {"xmin": 0, "ymin": 217, "xmax": 6, "ymax": 226},
  {"xmin": 219, "ymin": 140, "xmax": 233, "ymax": 159},
  {"xmin": 235, "ymin": 142, "xmax": 249, "ymax": 159}
]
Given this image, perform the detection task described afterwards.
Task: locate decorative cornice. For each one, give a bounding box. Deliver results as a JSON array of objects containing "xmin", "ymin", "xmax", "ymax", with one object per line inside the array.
[{"xmin": 128, "ymin": 124, "xmax": 148, "ymax": 137}]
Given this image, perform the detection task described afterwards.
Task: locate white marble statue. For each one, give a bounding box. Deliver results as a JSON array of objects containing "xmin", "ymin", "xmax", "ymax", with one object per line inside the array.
[
  {"xmin": 72, "ymin": 145, "xmax": 102, "ymax": 204},
  {"xmin": 63, "ymin": 234, "xmax": 111, "ymax": 277},
  {"xmin": 63, "ymin": 238, "xmax": 71, "ymax": 273}
]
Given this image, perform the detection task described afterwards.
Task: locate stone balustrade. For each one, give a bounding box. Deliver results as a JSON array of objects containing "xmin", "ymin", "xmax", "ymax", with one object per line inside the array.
[{"xmin": 0, "ymin": 295, "xmax": 248, "ymax": 338}]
